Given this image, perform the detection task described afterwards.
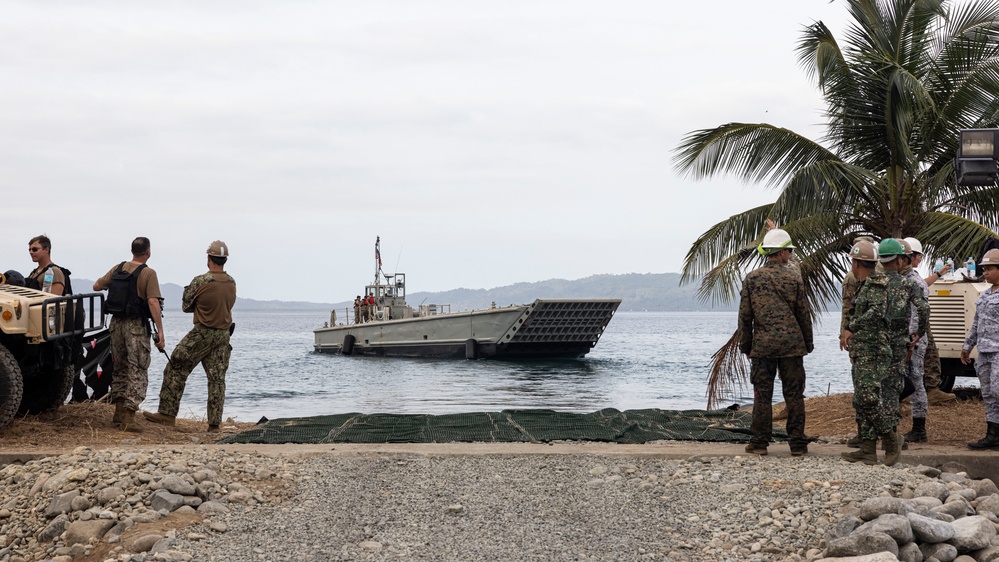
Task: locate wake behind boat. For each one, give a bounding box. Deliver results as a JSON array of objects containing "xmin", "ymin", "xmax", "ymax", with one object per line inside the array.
[{"xmin": 313, "ymin": 238, "xmax": 621, "ymax": 359}]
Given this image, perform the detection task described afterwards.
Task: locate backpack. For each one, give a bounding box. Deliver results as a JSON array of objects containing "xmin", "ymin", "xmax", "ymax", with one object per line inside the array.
[{"xmin": 104, "ymin": 262, "xmax": 150, "ymax": 318}]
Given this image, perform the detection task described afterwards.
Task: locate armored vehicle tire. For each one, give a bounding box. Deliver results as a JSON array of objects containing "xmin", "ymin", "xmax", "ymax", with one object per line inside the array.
[
  {"xmin": 18, "ymin": 362, "xmax": 75, "ymax": 415},
  {"xmin": 0, "ymin": 346, "xmax": 24, "ymax": 428}
]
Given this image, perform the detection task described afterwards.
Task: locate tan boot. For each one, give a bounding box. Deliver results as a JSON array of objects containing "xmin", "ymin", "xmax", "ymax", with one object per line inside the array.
[
  {"xmin": 841, "ymin": 439, "xmax": 877, "ymax": 465},
  {"xmin": 112, "ymin": 402, "xmax": 125, "ymax": 425},
  {"xmin": 143, "ymin": 411, "xmax": 176, "ymax": 426},
  {"xmin": 118, "ymin": 410, "xmax": 143, "ymax": 433},
  {"xmin": 882, "ymin": 432, "xmax": 903, "ymax": 466},
  {"xmin": 927, "ymin": 388, "xmax": 957, "ymax": 404}
]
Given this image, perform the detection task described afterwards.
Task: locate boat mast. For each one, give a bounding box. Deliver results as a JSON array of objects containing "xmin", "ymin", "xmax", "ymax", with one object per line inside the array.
[{"xmin": 374, "ymin": 236, "xmax": 383, "ymax": 286}]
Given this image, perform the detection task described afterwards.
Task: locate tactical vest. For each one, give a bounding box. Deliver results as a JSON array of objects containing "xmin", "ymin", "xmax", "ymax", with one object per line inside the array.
[{"xmin": 104, "ymin": 262, "xmax": 150, "ymax": 319}]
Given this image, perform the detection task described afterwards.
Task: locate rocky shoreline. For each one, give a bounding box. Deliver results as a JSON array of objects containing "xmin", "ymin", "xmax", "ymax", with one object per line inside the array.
[{"xmin": 2, "ymin": 446, "xmax": 999, "ymax": 561}]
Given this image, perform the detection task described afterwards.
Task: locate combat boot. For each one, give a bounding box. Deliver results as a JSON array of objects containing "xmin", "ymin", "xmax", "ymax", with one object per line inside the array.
[
  {"xmin": 112, "ymin": 401, "xmax": 125, "ymax": 425},
  {"xmin": 927, "ymin": 388, "xmax": 957, "ymax": 404},
  {"xmin": 882, "ymin": 432, "xmax": 903, "ymax": 466},
  {"xmin": 846, "ymin": 421, "xmax": 862, "ymax": 448},
  {"xmin": 904, "ymin": 417, "xmax": 927, "ymax": 443},
  {"xmin": 968, "ymin": 422, "xmax": 999, "ymax": 449},
  {"xmin": 841, "ymin": 439, "xmax": 877, "ymax": 465},
  {"xmin": 143, "ymin": 411, "xmax": 176, "ymax": 426},
  {"xmin": 118, "ymin": 410, "xmax": 143, "ymax": 433}
]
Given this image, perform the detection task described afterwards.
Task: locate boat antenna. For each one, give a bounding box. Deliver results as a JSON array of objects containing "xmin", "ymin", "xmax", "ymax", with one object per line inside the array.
[
  {"xmin": 394, "ymin": 246, "xmax": 403, "ymax": 273},
  {"xmin": 374, "ymin": 236, "xmax": 383, "ymax": 285}
]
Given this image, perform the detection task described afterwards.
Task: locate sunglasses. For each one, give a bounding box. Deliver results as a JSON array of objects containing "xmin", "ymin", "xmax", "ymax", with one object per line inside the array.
[{"xmin": 28, "ymin": 247, "xmax": 42, "ymax": 252}]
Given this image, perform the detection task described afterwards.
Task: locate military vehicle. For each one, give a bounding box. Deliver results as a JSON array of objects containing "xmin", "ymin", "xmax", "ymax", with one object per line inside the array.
[
  {"xmin": 314, "ymin": 239, "xmax": 621, "ymax": 359},
  {"xmin": 928, "ymin": 279, "xmax": 987, "ymax": 392},
  {"xmin": 0, "ymin": 274, "xmax": 104, "ymax": 428}
]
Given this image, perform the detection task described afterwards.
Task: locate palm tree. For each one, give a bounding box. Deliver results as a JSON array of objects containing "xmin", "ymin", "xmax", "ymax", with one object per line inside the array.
[{"xmin": 673, "ymin": 0, "xmax": 999, "ymax": 408}]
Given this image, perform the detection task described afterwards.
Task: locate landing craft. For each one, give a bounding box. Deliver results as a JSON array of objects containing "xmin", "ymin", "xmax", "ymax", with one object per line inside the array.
[{"xmin": 313, "ymin": 238, "xmax": 621, "ymax": 359}]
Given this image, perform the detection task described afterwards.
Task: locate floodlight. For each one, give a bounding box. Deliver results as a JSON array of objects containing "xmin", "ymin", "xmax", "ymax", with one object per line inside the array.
[{"xmin": 956, "ymin": 129, "xmax": 999, "ymax": 186}]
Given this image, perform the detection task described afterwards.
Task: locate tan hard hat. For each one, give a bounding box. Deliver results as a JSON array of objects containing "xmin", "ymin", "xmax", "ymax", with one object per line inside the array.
[
  {"xmin": 980, "ymin": 249, "xmax": 999, "ymax": 267},
  {"xmin": 207, "ymin": 240, "xmax": 229, "ymax": 258},
  {"xmin": 896, "ymin": 238, "xmax": 912, "ymax": 255},
  {"xmin": 850, "ymin": 240, "xmax": 878, "ymax": 261}
]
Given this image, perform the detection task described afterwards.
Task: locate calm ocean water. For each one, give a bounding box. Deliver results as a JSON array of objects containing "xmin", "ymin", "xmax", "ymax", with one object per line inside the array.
[{"xmin": 140, "ymin": 310, "xmax": 855, "ymax": 423}]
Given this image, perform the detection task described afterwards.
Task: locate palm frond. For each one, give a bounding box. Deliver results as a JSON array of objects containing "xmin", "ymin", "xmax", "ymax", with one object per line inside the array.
[{"xmin": 704, "ymin": 330, "xmax": 749, "ymax": 411}]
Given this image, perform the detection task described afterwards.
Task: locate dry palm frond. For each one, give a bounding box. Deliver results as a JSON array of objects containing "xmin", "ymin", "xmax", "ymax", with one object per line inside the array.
[{"xmin": 705, "ymin": 328, "xmax": 750, "ymax": 410}]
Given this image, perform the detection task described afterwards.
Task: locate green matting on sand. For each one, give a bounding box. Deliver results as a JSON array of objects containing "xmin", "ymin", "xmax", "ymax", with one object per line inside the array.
[{"xmin": 218, "ymin": 408, "xmax": 789, "ymax": 445}]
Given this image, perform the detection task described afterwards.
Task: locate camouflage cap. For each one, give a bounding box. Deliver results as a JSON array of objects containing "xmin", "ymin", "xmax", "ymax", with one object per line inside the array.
[{"xmin": 207, "ymin": 240, "xmax": 229, "ymax": 258}]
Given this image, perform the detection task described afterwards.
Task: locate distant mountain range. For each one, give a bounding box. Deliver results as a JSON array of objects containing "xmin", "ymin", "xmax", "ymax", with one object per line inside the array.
[{"xmin": 76, "ymin": 273, "xmax": 735, "ymax": 312}]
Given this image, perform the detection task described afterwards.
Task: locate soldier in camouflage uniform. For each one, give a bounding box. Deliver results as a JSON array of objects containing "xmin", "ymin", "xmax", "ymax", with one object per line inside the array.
[
  {"xmin": 962, "ymin": 249, "xmax": 999, "ymax": 449},
  {"xmin": 878, "ymin": 239, "xmax": 928, "ymax": 463},
  {"xmin": 841, "ymin": 239, "xmax": 893, "ymax": 465},
  {"xmin": 898, "ymin": 239, "xmax": 933, "ymax": 442},
  {"xmin": 904, "ymin": 237, "xmax": 957, "ymax": 404},
  {"xmin": 738, "ymin": 229, "xmax": 813, "ymax": 456},
  {"xmin": 145, "ymin": 241, "xmax": 237, "ymax": 431}
]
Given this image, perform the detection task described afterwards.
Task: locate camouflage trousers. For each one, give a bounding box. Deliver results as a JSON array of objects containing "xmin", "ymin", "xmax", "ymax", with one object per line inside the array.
[
  {"xmin": 157, "ymin": 324, "xmax": 232, "ymax": 426},
  {"xmin": 109, "ymin": 316, "xmax": 150, "ymax": 411},
  {"xmin": 851, "ymin": 352, "xmax": 894, "ymax": 440},
  {"xmin": 976, "ymin": 352, "xmax": 999, "ymax": 424},
  {"xmin": 923, "ymin": 328, "xmax": 942, "ymax": 390},
  {"xmin": 906, "ymin": 337, "xmax": 928, "ymax": 418},
  {"xmin": 748, "ymin": 357, "xmax": 807, "ymax": 450}
]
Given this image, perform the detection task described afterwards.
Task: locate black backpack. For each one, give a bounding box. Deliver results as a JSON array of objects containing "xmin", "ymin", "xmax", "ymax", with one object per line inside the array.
[{"xmin": 104, "ymin": 262, "xmax": 150, "ymax": 318}]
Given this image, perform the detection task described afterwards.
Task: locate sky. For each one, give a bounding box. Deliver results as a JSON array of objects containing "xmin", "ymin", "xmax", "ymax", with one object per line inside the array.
[{"xmin": 1, "ymin": 1, "xmax": 850, "ymax": 303}]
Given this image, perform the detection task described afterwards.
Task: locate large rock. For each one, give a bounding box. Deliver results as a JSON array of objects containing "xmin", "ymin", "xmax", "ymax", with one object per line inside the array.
[
  {"xmin": 855, "ymin": 514, "xmax": 914, "ymax": 545},
  {"xmin": 37, "ymin": 514, "xmax": 69, "ymax": 542},
  {"xmin": 149, "ymin": 489, "xmax": 185, "ymax": 513},
  {"xmin": 920, "ymin": 541, "xmax": 958, "ymax": 562},
  {"xmin": 914, "ymin": 482, "xmax": 951, "ymax": 503},
  {"xmin": 64, "ymin": 519, "xmax": 115, "ymax": 546},
  {"xmin": 933, "ymin": 498, "xmax": 974, "ymax": 520},
  {"xmin": 970, "ymin": 546, "xmax": 999, "ymax": 562},
  {"xmin": 897, "ymin": 542, "xmax": 921, "ymax": 562},
  {"xmin": 949, "ymin": 516, "xmax": 997, "ymax": 552},
  {"xmin": 859, "ymin": 497, "xmax": 907, "ymax": 521},
  {"xmin": 977, "ymin": 495, "xmax": 999, "ymax": 517},
  {"xmin": 907, "ymin": 512, "xmax": 956, "ymax": 543},
  {"xmin": 96, "ymin": 486, "xmax": 126, "ymax": 505},
  {"xmin": 154, "ymin": 475, "xmax": 196, "ymax": 497},
  {"xmin": 129, "ymin": 533, "xmax": 165, "ymax": 553},
  {"xmin": 45, "ymin": 490, "xmax": 80, "ymax": 518},
  {"xmin": 969, "ymin": 479, "xmax": 999, "ymax": 499},
  {"xmin": 816, "ymin": 554, "xmax": 899, "ymax": 562},
  {"xmin": 826, "ymin": 532, "xmax": 899, "ymax": 558}
]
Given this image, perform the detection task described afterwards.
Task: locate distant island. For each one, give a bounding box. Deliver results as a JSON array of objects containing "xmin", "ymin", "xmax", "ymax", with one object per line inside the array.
[{"xmin": 76, "ymin": 273, "xmax": 737, "ymax": 312}]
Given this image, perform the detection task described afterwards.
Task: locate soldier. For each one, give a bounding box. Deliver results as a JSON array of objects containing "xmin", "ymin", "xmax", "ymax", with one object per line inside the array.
[
  {"xmin": 26, "ymin": 235, "xmax": 66, "ymax": 295},
  {"xmin": 93, "ymin": 237, "xmax": 166, "ymax": 431},
  {"xmin": 879, "ymin": 239, "xmax": 928, "ymax": 461},
  {"xmin": 961, "ymin": 249, "xmax": 999, "ymax": 449},
  {"xmin": 145, "ymin": 241, "xmax": 237, "ymax": 432},
  {"xmin": 354, "ymin": 296, "xmax": 362, "ymax": 324},
  {"xmin": 841, "ymin": 240, "xmax": 895, "ymax": 465},
  {"xmin": 738, "ymin": 229, "xmax": 813, "ymax": 456},
  {"xmin": 899, "ymin": 238, "xmax": 932, "ymax": 442},
  {"xmin": 904, "ymin": 237, "xmax": 957, "ymax": 404}
]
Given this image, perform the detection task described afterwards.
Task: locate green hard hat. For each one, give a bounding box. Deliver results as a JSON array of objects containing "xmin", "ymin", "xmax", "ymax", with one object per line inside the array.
[{"xmin": 877, "ymin": 238, "xmax": 905, "ymax": 262}]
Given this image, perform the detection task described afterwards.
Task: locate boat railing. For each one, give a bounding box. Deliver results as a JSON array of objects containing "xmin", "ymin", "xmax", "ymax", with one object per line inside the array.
[{"xmin": 417, "ymin": 304, "xmax": 451, "ymax": 317}]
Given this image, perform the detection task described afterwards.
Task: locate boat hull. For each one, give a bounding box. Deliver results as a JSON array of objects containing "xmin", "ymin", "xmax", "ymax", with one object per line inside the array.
[{"xmin": 314, "ymin": 299, "xmax": 621, "ymax": 359}]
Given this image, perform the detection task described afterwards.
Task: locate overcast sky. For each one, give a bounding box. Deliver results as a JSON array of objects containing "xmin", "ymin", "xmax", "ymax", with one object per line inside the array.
[{"xmin": 1, "ymin": 1, "xmax": 849, "ymax": 303}]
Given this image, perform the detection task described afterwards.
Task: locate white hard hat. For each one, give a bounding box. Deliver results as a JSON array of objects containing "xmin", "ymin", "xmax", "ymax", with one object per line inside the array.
[
  {"xmin": 903, "ymin": 237, "xmax": 923, "ymax": 254},
  {"xmin": 757, "ymin": 229, "xmax": 795, "ymax": 256}
]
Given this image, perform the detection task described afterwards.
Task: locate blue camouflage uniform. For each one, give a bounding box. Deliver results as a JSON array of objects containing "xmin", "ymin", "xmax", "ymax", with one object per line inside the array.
[
  {"xmin": 964, "ymin": 286, "xmax": 999, "ymax": 424},
  {"xmin": 904, "ymin": 267, "xmax": 931, "ymax": 417}
]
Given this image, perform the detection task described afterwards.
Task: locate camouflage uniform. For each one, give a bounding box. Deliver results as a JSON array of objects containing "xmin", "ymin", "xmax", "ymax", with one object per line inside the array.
[
  {"xmin": 903, "ymin": 267, "xmax": 931, "ymax": 417},
  {"xmin": 923, "ymin": 329, "xmax": 943, "ymax": 390},
  {"xmin": 738, "ymin": 261, "xmax": 813, "ymax": 451},
  {"xmin": 156, "ymin": 272, "xmax": 236, "ymax": 427},
  {"xmin": 108, "ymin": 316, "xmax": 151, "ymax": 410},
  {"xmin": 882, "ymin": 270, "xmax": 928, "ymax": 428},
  {"xmin": 845, "ymin": 272, "xmax": 893, "ymax": 440},
  {"xmin": 964, "ymin": 286, "xmax": 999, "ymax": 423},
  {"xmin": 841, "ymin": 272, "xmax": 859, "ymax": 331}
]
